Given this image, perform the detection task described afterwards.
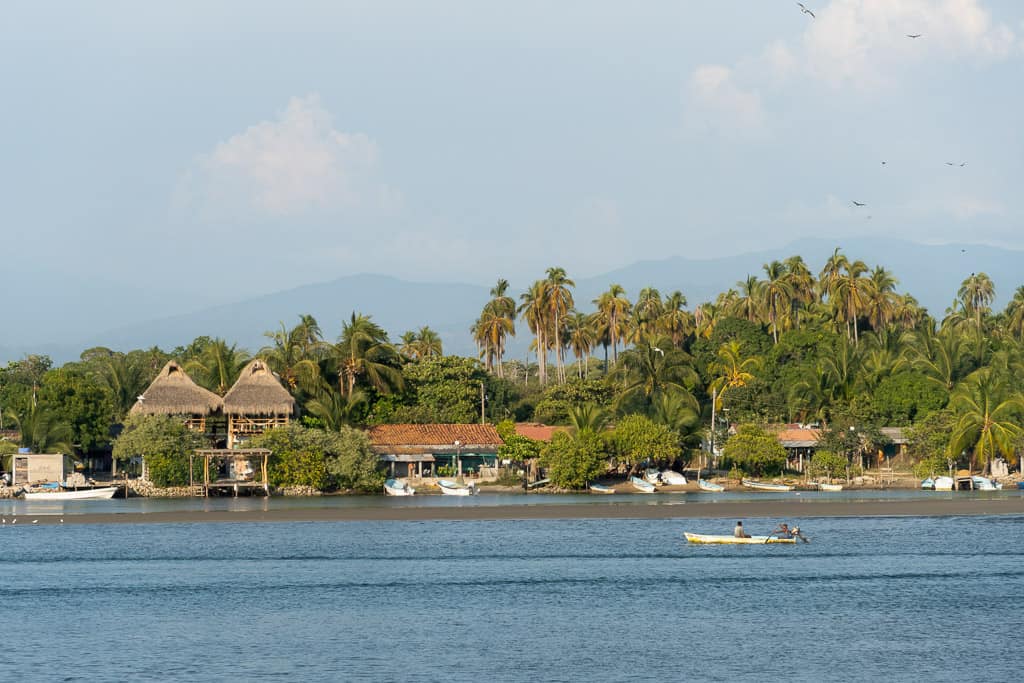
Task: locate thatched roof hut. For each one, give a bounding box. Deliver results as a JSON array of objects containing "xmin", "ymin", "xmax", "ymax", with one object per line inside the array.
[
  {"xmin": 129, "ymin": 361, "xmax": 223, "ymax": 416},
  {"xmin": 223, "ymin": 360, "xmax": 296, "ymax": 417}
]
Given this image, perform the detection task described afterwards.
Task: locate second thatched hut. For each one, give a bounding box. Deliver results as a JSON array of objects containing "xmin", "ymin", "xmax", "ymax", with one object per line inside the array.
[{"xmin": 223, "ymin": 359, "xmax": 296, "ymax": 448}]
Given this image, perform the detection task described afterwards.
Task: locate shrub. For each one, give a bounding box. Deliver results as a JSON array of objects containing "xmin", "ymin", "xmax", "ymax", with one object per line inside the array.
[
  {"xmin": 720, "ymin": 424, "xmax": 787, "ymax": 476},
  {"xmin": 112, "ymin": 415, "xmax": 202, "ymax": 487},
  {"xmin": 541, "ymin": 430, "xmax": 608, "ymax": 489},
  {"xmin": 807, "ymin": 449, "xmax": 847, "ymax": 480}
]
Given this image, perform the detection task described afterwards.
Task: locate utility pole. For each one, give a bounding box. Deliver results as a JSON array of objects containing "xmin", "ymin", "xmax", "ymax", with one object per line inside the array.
[
  {"xmin": 709, "ymin": 387, "xmax": 717, "ymax": 474},
  {"xmin": 480, "ymin": 382, "xmax": 486, "ymax": 424}
]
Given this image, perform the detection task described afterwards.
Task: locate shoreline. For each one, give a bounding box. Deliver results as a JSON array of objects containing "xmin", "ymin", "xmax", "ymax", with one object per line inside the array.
[{"xmin": 13, "ymin": 496, "xmax": 1024, "ymax": 525}]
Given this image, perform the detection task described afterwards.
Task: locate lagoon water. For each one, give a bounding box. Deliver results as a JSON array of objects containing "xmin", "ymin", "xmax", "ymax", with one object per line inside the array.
[{"xmin": 1, "ymin": 507, "xmax": 1022, "ymax": 681}]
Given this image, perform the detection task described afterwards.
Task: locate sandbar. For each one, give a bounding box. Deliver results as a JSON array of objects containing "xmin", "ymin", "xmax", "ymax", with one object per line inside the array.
[{"xmin": 17, "ymin": 496, "xmax": 1024, "ymax": 525}]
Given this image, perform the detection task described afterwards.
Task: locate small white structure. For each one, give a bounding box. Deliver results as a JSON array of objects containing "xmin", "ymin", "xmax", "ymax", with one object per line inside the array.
[{"xmin": 11, "ymin": 452, "xmax": 74, "ymax": 486}]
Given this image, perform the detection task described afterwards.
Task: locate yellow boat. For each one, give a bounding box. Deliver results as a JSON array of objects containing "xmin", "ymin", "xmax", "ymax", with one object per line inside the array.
[{"xmin": 684, "ymin": 532, "xmax": 796, "ymax": 545}]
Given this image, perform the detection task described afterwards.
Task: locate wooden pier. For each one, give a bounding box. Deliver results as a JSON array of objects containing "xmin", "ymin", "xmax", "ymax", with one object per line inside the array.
[{"xmin": 190, "ymin": 449, "xmax": 271, "ymax": 497}]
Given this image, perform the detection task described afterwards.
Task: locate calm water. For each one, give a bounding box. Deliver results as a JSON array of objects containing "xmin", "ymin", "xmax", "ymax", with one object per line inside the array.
[{"xmin": 1, "ymin": 512, "xmax": 1021, "ymax": 682}]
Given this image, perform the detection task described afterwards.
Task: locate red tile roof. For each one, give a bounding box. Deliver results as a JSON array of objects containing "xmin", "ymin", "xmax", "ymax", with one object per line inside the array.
[
  {"xmin": 367, "ymin": 424, "xmax": 503, "ymax": 450},
  {"xmin": 514, "ymin": 423, "xmax": 568, "ymax": 442},
  {"xmin": 775, "ymin": 428, "xmax": 821, "ymax": 447}
]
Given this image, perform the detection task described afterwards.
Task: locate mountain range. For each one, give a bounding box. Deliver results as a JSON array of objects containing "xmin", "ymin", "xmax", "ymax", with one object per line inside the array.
[{"xmin": 3, "ymin": 237, "xmax": 1020, "ymax": 364}]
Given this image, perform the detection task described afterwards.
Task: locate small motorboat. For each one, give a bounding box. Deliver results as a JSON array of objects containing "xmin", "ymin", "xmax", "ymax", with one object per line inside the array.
[
  {"xmin": 437, "ymin": 479, "xmax": 477, "ymax": 496},
  {"xmin": 630, "ymin": 476, "xmax": 656, "ymax": 493},
  {"xmin": 684, "ymin": 532, "xmax": 796, "ymax": 545},
  {"xmin": 589, "ymin": 483, "xmax": 615, "ymax": 494},
  {"xmin": 22, "ymin": 485, "xmax": 120, "ymax": 501},
  {"xmin": 384, "ymin": 479, "xmax": 415, "ymax": 496},
  {"xmin": 741, "ymin": 479, "xmax": 794, "ymax": 492},
  {"xmin": 698, "ymin": 479, "xmax": 725, "ymax": 492},
  {"xmin": 971, "ymin": 476, "xmax": 1001, "ymax": 491},
  {"xmin": 643, "ymin": 469, "xmax": 662, "ymax": 485},
  {"xmin": 921, "ymin": 478, "xmax": 935, "ymax": 490},
  {"xmin": 933, "ymin": 476, "xmax": 954, "ymax": 491},
  {"xmin": 660, "ymin": 470, "xmax": 687, "ymax": 486},
  {"xmin": 818, "ymin": 483, "xmax": 844, "ymax": 492}
]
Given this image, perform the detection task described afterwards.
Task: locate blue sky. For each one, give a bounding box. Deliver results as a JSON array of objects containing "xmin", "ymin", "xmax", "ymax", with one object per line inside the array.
[{"xmin": 3, "ymin": 0, "xmax": 1023, "ymax": 329}]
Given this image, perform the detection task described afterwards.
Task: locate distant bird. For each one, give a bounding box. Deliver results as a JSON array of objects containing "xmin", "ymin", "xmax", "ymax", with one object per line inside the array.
[
  {"xmin": 945, "ymin": 162, "xmax": 954, "ymax": 166},
  {"xmin": 907, "ymin": 34, "xmax": 922, "ymax": 39},
  {"xmin": 881, "ymin": 161, "xmax": 887, "ymax": 165},
  {"xmin": 797, "ymin": 2, "xmax": 815, "ymax": 18},
  {"xmin": 60, "ymin": 519, "xmax": 64, "ymax": 524},
  {"xmin": 136, "ymin": 395, "xmax": 146, "ymax": 402},
  {"xmin": 32, "ymin": 520, "xmax": 38, "ymax": 525},
  {"xmin": 960, "ymin": 162, "xmax": 967, "ymax": 167},
  {"xmin": 652, "ymin": 347, "xmax": 665, "ymax": 357},
  {"xmin": 961, "ymin": 249, "xmax": 967, "ymax": 253},
  {"xmin": 852, "ymin": 200, "xmax": 866, "ymax": 207},
  {"xmin": 866, "ymin": 215, "xmax": 873, "ymax": 220}
]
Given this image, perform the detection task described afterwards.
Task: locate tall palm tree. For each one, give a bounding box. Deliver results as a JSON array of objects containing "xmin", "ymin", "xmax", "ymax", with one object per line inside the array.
[
  {"xmin": 305, "ymin": 384, "xmax": 368, "ymax": 430},
  {"xmin": 545, "ymin": 267, "xmax": 576, "ymax": 384},
  {"xmin": 1004, "ymin": 286, "xmax": 1024, "ymax": 341},
  {"xmin": 476, "ymin": 279, "xmax": 517, "ymax": 376},
  {"xmin": 948, "ymin": 368, "xmax": 1024, "ymax": 474},
  {"xmin": 630, "ymin": 287, "xmax": 664, "ymax": 344},
  {"xmin": 333, "ymin": 312, "xmax": 404, "ymax": 397},
  {"xmin": 567, "ymin": 311, "xmax": 597, "ymax": 379},
  {"xmin": 731, "ymin": 275, "xmax": 764, "ymax": 323},
  {"xmin": 519, "ymin": 280, "xmax": 551, "ymax": 385},
  {"xmin": 958, "ymin": 272, "xmax": 996, "ymax": 330},
  {"xmin": 615, "ymin": 337, "xmax": 699, "ymax": 410},
  {"xmin": 260, "ymin": 322, "xmax": 321, "ymax": 395},
  {"xmin": 95, "ymin": 351, "xmax": 150, "ymax": 417},
  {"xmin": 184, "ymin": 338, "xmax": 250, "ymax": 395},
  {"xmin": 402, "ymin": 326, "xmax": 443, "ymax": 360},
  {"xmin": 593, "ymin": 284, "xmax": 632, "ymax": 365},
  {"xmin": 864, "ymin": 266, "xmax": 899, "ymax": 333},
  {"xmin": 831, "ymin": 258, "xmax": 870, "ymax": 343},
  {"xmin": 784, "ymin": 255, "xmax": 817, "ymax": 328},
  {"xmin": 4, "ymin": 402, "xmax": 73, "ymax": 454},
  {"xmin": 762, "ymin": 260, "xmax": 793, "ymax": 343},
  {"xmin": 658, "ymin": 291, "xmax": 693, "ymax": 348},
  {"xmin": 709, "ymin": 340, "xmax": 763, "ymax": 410}
]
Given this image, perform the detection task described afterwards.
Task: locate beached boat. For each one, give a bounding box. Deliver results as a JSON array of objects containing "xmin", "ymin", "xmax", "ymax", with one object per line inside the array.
[
  {"xmin": 384, "ymin": 479, "xmax": 415, "ymax": 496},
  {"xmin": 437, "ymin": 479, "xmax": 477, "ymax": 496},
  {"xmin": 589, "ymin": 483, "xmax": 616, "ymax": 494},
  {"xmin": 971, "ymin": 476, "xmax": 1001, "ymax": 491},
  {"xmin": 684, "ymin": 532, "xmax": 796, "ymax": 545},
  {"xmin": 22, "ymin": 486, "xmax": 119, "ymax": 501},
  {"xmin": 630, "ymin": 476, "xmax": 656, "ymax": 493},
  {"xmin": 1018, "ymin": 482, "xmax": 1024, "ymax": 490},
  {"xmin": 818, "ymin": 483, "xmax": 844, "ymax": 492},
  {"xmin": 643, "ymin": 469, "xmax": 662, "ymax": 485},
  {"xmin": 933, "ymin": 476, "xmax": 954, "ymax": 491},
  {"xmin": 697, "ymin": 479, "xmax": 725, "ymax": 492},
  {"xmin": 921, "ymin": 478, "xmax": 935, "ymax": 490},
  {"xmin": 660, "ymin": 470, "xmax": 687, "ymax": 486},
  {"xmin": 741, "ymin": 479, "xmax": 794, "ymax": 492}
]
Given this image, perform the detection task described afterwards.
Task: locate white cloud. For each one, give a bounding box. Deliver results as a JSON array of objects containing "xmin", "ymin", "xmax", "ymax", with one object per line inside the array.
[
  {"xmin": 685, "ymin": 64, "xmax": 764, "ymax": 136},
  {"xmin": 177, "ymin": 94, "xmax": 399, "ymax": 219}
]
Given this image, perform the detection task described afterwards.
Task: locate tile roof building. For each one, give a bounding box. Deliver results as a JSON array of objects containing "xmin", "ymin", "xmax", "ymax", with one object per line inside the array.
[{"xmin": 367, "ymin": 424, "xmax": 504, "ymax": 479}]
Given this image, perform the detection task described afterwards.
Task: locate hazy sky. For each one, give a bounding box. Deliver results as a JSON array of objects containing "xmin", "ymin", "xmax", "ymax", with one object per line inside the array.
[{"xmin": 3, "ymin": 0, "xmax": 1023, "ymax": 307}]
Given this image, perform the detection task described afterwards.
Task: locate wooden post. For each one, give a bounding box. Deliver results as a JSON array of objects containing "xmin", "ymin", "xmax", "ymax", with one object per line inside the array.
[
  {"xmin": 261, "ymin": 453, "xmax": 268, "ymax": 492},
  {"xmin": 204, "ymin": 455, "xmax": 210, "ymax": 497}
]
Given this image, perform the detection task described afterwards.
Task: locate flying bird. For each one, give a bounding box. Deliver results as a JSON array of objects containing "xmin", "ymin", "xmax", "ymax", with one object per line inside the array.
[
  {"xmin": 852, "ymin": 200, "xmax": 866, "ymax": 207},
  {"xmin": 961, "ymin": 249, "xmax": 967, "ymax": 253},
  {"xmin": 907, "ymin": 34, "xmax": 922, "ymax": 39},
  {"xmin": 797, "ymin": 3, "xmax": 815, "ymax": 18},
  {"xmin": 960, "ymin": 162, "xmax": 967, "ymax": 167},
  {"xmin": 881, "ymin": 161, "xmax": 887, "ymax": 165}
]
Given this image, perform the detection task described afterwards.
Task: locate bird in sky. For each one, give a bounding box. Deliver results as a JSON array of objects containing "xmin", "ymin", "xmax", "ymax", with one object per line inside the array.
[
  {"xmin": 960, "ymin": 162, "xmax": 967, "ymax": 167},
  {"xmin": 945, "ymin": 162, "xmax": 954, "ymax": 166},
  {"xmin": 852, "ymin": 200, "xmax": 866, "ymax": 207},
  {"xmin": 961, "ymin": 249, "xmax": 967, "ymax": 253},
  {"xmin": 881, "ymin": 161, "xmax": 887, "ymax": 166},
  {"xmin": 907, "ymin": 34, "xmax": 922, "ymax": 39},
  {"xmin": 797, "ymin": 3, "xmax": 815, "ymax": 18}
]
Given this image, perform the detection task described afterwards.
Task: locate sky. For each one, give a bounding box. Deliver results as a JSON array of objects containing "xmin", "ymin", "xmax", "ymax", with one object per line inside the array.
[{"xmin": 3, "ymin": 0, "xmax": 1024, "ymax": 337}]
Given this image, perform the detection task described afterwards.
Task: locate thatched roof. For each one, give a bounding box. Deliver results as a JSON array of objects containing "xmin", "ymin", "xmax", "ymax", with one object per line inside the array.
[
  {"xmin": 129, "ymin": 361, "xmax": 223, "ymax": 416},
  {"xmin": 223, "ymin": 360, "xmax": 296, "ymax": 416}
]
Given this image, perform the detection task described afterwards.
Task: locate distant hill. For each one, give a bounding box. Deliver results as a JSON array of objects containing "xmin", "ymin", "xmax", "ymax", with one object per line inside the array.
[{"xmin": 4, "ymin": 237, "xmax": 1023, "ymax": 364}]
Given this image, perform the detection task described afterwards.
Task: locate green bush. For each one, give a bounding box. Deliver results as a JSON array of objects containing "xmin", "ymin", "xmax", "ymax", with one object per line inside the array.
[
  {"xmin": 541, "ymin": 430, "xmax": 608, "ymax": 489},
  {"xmin": 720, "ymin": 424, "xmax": 787, "ymax": 476},
  {"xmin": 807, "ymin": 450, "xmax": 848, "ymax": 480},
  {"xmin": 252, "ymin": 424, "xmax": 383, "ymax": 492},
  {"xmin": 112, "ymin": 415, "xmax": 202, "ymax": 488}
]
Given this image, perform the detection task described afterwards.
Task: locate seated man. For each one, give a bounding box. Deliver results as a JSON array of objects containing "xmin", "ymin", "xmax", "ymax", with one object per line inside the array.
[
  {"xmin": 771, "ymin": 523, "xmax": 793, "ymax": 538},
  {"xmin": 733, "ymin": 521, "xmax": 751, "ymax": 538}
]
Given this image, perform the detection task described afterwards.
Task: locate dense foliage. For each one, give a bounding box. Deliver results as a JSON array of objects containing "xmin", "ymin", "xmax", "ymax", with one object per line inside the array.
[
  {"xmin": 112, "ymin": 415, "xmax": 202, "ymax": 487},
  {"xmin": 721, "ymin": 424, "xmax": 788, "ymax": 476},
  {"xmin": 251, "ymin": 424, "xmax": 382, "ymax": 491},
  {"xmin": 541, "ymin": 430, "xmax": 607, "ymax": 489}
]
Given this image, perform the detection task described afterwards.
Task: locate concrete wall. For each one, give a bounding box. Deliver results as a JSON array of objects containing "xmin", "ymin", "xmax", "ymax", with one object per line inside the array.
[{"xmin": 12, "ymin": 453, "xmax": 67, "ymax": 485}]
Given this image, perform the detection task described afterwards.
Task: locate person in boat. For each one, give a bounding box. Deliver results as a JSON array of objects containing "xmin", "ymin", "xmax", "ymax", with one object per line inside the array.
[
  {"xmin": 734, "ymin": 521, "xmax": 751, "ymax": 538},
  {"xmin": 771, "ymin": 523, "xmax": 793, "ymax": 538}
]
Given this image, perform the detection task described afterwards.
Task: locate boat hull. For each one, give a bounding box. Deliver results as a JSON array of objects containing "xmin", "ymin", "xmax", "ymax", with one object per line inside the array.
[
  {"xmin": 384, "ymin": 479, "xmax": 415, "ymax": 496},
  {"xmin": 933, "ymin": 476, "xmax": 954, "ymax": 491},
  {"xmin": 589, "ymin": 484, "xmax": 615, "ymax": 494},
  {"xmin": 742, "ymin": 479, "xmax": 794, "ymax": 492},
  {"xmin": 661, "ymin": 471, "xmax": 687, "ymax": 486},
  {"xmin": 818, "ymin": 483, "xmax": 844, "ymax": 492},
  {"xmin": 684, "ymin": 532, "xmax": 796, "ymax": 545},
  {"xmin": 23, "ymin": 486, "xmax": 119, "ymax": 501},
  {"xmin": 438, "ymin": 480, "xmax": 476, "ymax": 496},
  {"xmin": 697, "ymin": 480, "xmax": 725, "ymax": 492},
  {"xmin": 630, "ymin": 476, "xmax": 655, "ymax": 493}
]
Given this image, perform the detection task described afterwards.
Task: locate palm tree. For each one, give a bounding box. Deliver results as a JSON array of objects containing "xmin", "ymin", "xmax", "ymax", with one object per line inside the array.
[
  {"xmin": 948, "ymin": 368, "xmax": 1024, "ymax": 474},
  {"xmin": 184, "ymin": 338, "xmax": 250, "ymax": 395},
  {"xmin": 709, "ymin": 340, "xmax": 763, "ymax": 410},
  {"xmin": 784, "ymin": 255, "xmax": 817, "ymax": 328},
  {"xmin": 94, "ymin": 351, "xmax": 150, "ymax": 417},
  {"xmin": 567, "ymin": 403, "xmax": 611, "ymax": 433},
  {"xmin": 333, "ymin": 312, "xmax": 404, "ymax": 397},
  {"xmin": 1004, "ymin": 286, "xmax": 1024, "ymax": 341},
  {"xmin": 473, "ymin": 307, "xmax": 515, "ymax": 377},
  {"xmin": 864, "ymin": 266, "xmax": 899, "ymax": 333},
  {"xmin": 567, "ymin": 312, "xmax": 597, "ymax": 379},
  {"xmin": 616, "ymin": 337, "xmax": 699, "ymax": 410},
  {"xmin": 958, "ymin": 272, "xmax": 996, "ymax": 330},
  {"xmin": 545, "ymin": 267, "xmax": 576, "ymax": 384},
  {"xmin": 593, "ymin": 284, "xmax": 632, "ymax": 365},
  {"xmin": 260, "ymin": 322, "xmax": 321, "ymax": 395},
  {"xmin": 658, "ymin": 291, "xmax": 693, "ymax": 348},
  {"xmin": 731, "ymin": 275, "xmax": 763, "ymax": 323},
  {"xmin": 519, "ymin": 280, "xmax": 551, "ymax": 385},
  {"xmin": 402, "ymin": 326, "xmax": 443, "ymax": 360},
  {"xmin": 4, "ymin": 402, "xmax": 73, "ymax": 454},
  {"xmin": 305, "ymin": 385, "xmax": 368, "ymax": 430},
  {"xmin": 630, "ymin": 287, "xmax": 664, "ymax": 344},
  {"xmin": 762, "ymin": 260, "xmax": 793, "ymax": 343},
  {"xmin": 908, "ymin": 326, "xmax": 970, "ymax": 394}
]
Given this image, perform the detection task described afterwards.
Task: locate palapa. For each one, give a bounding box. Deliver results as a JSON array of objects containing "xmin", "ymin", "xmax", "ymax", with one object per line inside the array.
[
  {"xmin": 130, "ymin": 361, "xmax": 223, "ymax": 416},
  {"xmin": 223, "ymin": 359, "xmax": 296, "ymax": 416}
]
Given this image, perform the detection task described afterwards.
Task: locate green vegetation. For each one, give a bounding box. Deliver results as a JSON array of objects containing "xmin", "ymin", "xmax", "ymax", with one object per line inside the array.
[
  {"xmin": 113, "ymin": 415, "xmax": 202, "ymax": 487},
  {"xmin": 8, "ymin": 249, "xmax": 1024, "ymax": 488},
  {"xmin": 721, "ymin": 424, "xmax": 787, "ymax": 477}
]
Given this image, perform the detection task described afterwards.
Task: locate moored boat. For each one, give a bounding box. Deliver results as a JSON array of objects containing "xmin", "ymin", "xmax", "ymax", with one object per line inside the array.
[
  {"xmin": 437, "ymin": 479, "xmax": 477, "ymax": 496},
  {"xmin": 818, "ymin": 483, "xmax": 844, "ymax": 492},
  {"xmin": 921, "ymin": 478, "xmax": 935, "ymax": 490},
  {"xmin": 741, "ymin": 479, "xmax": 794, "ymax": 492},
  {"xmin": 660, "ymin": 470, "xmax": 687, "ymax": 486},
  {"xmin": 933, "ymin": 476, "xmax": 954, "ymax": 491},
  {"xmin": 684, "ymin": 532, "xmax": 796, "ymax": 545},
  {"xmin": 22, "ymin": 486, "xmax": 119, "ymax": 501},
  {"xmin": 697, "ymin": 479, "xmax": 725, "ymax": 492},
  {"xmin": 589, "ymin": 483, "xmax": 615, "ymax": 494},
  {"xmin": 971, "ymin": 476, "xmax": 1001, "ymax": 491},
  {"xmin": 643, "ymin": 469, "xmax": 662, "ymax": 485},
  {"xmin": 630, "ymin": 476, "xmax": 656, "ymax": 493},
  {"xmin": 384, "ymin": 479, "xmax": 415, "ymax": 496}
]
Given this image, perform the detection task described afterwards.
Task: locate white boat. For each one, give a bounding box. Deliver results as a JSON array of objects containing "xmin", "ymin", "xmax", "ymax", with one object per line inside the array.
[
  {"xmin": 698, "ymin": 479, "xmax": 725, "ymax": 492},
  {"xmin": 742, "ymin": 479, "xmax": 794, "ymax": 492},
  {"xmin": 660, "ymin": 470, "xmax": 687, "ymax": 486},
  {"xmin": 818, "ymin": 483, "xmax": 844, "ymax": 492},
  {"xmin": 589, "ymin": 483, "xmax": 616, "ymax": 494},
  {"xmin": 971, "ymin": 476, "xmax": 1001, "ymax": 491},
  {"xmin": 630, "ymin": 476, "xmax": 656, "ymax": 493},
  {"xmin": 22, "ymin": 486, "xmax": 119, "ymax": 501},
  {"xmin": 684, "ymin": 532, "xmax": 796, "ymax": 545},
  {"xmin": 921, "ymin": 478, "xmax": 935, "ymax": 490},
  {"xmin": 643, "ymin": 469, "xmax": 662, "ymax": 485},
  {"xmin": 384, "ymin": 479, "xmax": 415, "ymax": 496},
  {"xmin": 437, "ymin": 479, "xmax": 477, "ymax": 496},
  {"xmin": 933, "ymin": 476, "xmax": 954, "ymax": 491}
]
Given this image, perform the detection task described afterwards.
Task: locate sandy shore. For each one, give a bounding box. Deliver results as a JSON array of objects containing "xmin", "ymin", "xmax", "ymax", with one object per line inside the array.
[{"xmin": 13, "ymin": 496, "xmax": 1024, "ymax": 525}]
